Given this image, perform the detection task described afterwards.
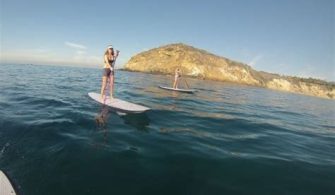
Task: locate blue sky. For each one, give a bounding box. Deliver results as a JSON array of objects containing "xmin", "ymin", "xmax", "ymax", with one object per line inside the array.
[{"xmin": 1, "ymin": 0, "xmax": 334, "ymax": 80}]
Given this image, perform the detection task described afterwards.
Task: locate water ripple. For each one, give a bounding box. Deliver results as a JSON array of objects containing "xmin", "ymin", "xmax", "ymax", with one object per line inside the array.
[{"xmin": 1, "ymin": 64, "xmax": 335, "ymax": 194}]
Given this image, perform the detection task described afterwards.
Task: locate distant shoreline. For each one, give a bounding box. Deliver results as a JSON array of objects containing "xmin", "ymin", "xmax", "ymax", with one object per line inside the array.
[
  {"xmin": 120, "ymin": 68, "xmax": 334, "ymax": 100},
  {"xmin": 123, "ymin": 43, "xmax": 335, "ymax": 100}
]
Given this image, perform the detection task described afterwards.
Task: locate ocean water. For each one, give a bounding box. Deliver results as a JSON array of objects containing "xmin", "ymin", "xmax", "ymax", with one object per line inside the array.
[{"xmin": 0, "ymin": 64, "xmax": 334, "ymax": 195}]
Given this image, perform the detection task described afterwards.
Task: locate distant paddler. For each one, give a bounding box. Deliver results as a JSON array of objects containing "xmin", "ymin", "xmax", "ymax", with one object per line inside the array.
[
  {"xmin": 158, "ymin": 67, "xmax": 194, "ymax": 93},
  {"xmin": 173, "ymin": 68, "xmax": 182, "ymax": 89}
]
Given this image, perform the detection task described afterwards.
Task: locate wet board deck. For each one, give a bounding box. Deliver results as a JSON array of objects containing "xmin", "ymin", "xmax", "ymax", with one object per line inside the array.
[
  {"xmin": 159, "ymin": 86, "xmax": 196, "ymax": 93},
  {"xmin": 88, "ymin": 92, "xmax": 150, "ymax": 113},
  {"xmin": 0, "ymin": 170, "xmax": 16, "ymax": 195}
]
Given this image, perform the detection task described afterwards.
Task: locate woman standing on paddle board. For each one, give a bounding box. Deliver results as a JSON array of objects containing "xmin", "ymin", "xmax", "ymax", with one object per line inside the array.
[
  {"xmin": 100, "ymin": 45, "xmax": 119, "ymax": 100},
  {"xmin": 173, "ymin": 68, "xmax": 181, "ymax": 89}
]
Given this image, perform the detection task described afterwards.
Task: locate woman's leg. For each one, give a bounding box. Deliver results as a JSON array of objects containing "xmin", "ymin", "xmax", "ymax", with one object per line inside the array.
[
  {"xmin": 173, "ymin": 77, "xmax": 177, "ymax": 89},
  {"xmin": 100, "ymin": 76, "xmax": 108, "ymax": 100},
  {"xmin": 173, "ymin": 77, "xmax": 179, "ymax": 89},
  {"xmin": 175, "ymin": 78, "xmax": 179, "ymax": 89}
]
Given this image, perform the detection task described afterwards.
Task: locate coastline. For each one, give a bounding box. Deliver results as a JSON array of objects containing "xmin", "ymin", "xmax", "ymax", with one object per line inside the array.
[{"xmin": 120, "ymin": 68, "xmax": 335, "ymax": 100}]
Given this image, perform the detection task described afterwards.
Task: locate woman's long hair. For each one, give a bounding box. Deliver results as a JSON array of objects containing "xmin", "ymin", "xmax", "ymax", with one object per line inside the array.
[{"xmin": 104, "ymin": 48, "xmax": 114, "ymax": 56}]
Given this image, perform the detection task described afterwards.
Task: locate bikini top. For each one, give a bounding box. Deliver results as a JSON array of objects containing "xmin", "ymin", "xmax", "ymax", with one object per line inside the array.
[{"xmin": 105, "ymin": 55, "xmax": 114, "ymax": 65}]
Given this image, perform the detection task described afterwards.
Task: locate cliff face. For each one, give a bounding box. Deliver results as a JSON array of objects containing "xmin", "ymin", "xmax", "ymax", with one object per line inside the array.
[{"xmin": 125, "ymin": 43, "xmax": 335, "ymax": 99}]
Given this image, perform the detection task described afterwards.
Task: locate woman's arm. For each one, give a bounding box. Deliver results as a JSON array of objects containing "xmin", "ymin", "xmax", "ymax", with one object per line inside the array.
[{"xmin": 104, "ymin": 55, "xmax": 109, "ymax": 65}]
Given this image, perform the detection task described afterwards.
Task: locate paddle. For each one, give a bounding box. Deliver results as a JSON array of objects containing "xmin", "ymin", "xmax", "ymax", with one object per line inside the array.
[
  {"xmin": 111, "ymin": 50, "xmax": 120, "ymax": 71},
  {"xmin": 182, "ymin": 77, "xmax": 190, "ymax": 89},
  {"xmin": 177, "ymin": 64, "xmax": 190, "ymax": 89}
]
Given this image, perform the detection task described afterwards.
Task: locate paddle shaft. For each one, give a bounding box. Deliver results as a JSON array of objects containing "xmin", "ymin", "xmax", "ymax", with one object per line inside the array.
[
  {"xmin": 177, "ymin": 64, "xmax": 190, "ymax": 89},
  {"xmin": 183, "ymin": 77, "xmax": 190, "ymax": 89}
]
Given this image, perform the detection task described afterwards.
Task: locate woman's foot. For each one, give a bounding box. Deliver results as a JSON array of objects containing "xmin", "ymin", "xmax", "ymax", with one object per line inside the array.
[{"xmin": 100, "ymin": 95, "xmax": 106, "ymax": 103}]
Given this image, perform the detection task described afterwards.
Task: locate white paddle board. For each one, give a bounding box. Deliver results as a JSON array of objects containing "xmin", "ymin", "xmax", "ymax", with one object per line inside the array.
[
  {"xmin": 159, "ymin": 86, "xmax": 196, "ymax": 93},
  {"xmin": 88, "ymin": 92, "xmax": 150, "ymax": 113},
  {"xmin": 0, "ymin": 170, "xmax": 16, "ymax": 195}
]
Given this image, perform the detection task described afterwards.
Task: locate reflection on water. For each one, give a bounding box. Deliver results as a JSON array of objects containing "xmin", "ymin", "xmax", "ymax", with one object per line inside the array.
[
  {"xmin": 120, "ymin": 113, "xmax": 150, "ymax": 131},
  {"xmin": 95, "ymin": 106, "xmax": 110, "ymax": 128},
  {"xmin": 95, "ymin": 98, "xmax": 151, "ymax": 131},
  {"xmin": 94, "ymin": 103, "xmax": 151, "ymax": 149}
]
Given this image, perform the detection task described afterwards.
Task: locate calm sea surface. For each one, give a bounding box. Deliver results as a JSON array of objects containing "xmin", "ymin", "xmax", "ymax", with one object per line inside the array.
[{"xmin": 0, "ymin": 64, "xmax": 334, "ymax": 194}]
